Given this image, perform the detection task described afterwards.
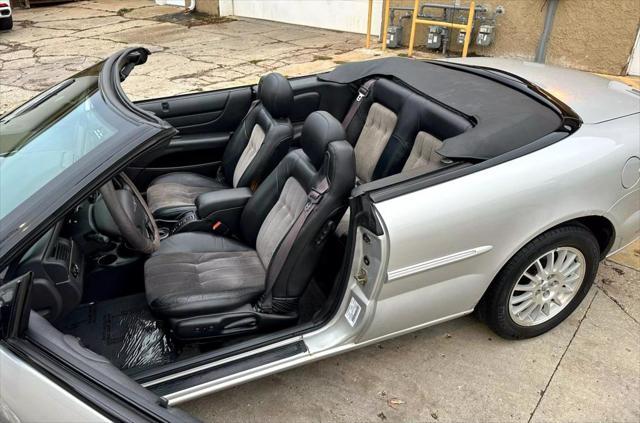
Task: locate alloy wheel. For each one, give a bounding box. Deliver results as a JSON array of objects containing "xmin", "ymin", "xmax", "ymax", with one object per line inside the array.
[{"xmin": 508, "ymin": 247, "xmax": 586, "ymax": 326}]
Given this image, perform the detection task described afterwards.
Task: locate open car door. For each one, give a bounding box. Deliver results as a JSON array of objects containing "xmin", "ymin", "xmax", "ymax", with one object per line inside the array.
[{"xmin": 0, "ymin": 272, "xmax": 199, "ymax": 422}]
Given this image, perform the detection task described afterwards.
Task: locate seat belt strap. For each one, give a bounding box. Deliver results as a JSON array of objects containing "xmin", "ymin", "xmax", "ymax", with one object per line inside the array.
[
  {"xmin": 259, "ymin": 178, "xmax": 330, "ymax": 312},
  {"xmin": 341, "ymin": 79, "xmax": 375, "ymax": 130}
]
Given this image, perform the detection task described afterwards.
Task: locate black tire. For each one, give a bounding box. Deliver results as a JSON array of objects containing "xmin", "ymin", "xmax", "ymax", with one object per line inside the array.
[
  {"xmin": 481, "ymin": 225, "xmax": 600, "ymax": 339},
  {"xmin": 0, "ymin": 16, "xmax": 12, "ymax": 30}
]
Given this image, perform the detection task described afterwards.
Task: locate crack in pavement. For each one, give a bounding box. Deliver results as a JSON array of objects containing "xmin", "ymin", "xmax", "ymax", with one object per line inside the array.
[
  {"xmin": 598, "ymin": 261, "xmax": 640, "ymax": 325},
  {"xmin": 605, "ymin": 259, "xmax": 640, "ymax": 273},
  {"xmin": 527, "ymin": 290, "xmax": 598, "ymax": 423},
  {"xmin": 597, "ymin": 285, "xmax": 639, "ymax": 326}
]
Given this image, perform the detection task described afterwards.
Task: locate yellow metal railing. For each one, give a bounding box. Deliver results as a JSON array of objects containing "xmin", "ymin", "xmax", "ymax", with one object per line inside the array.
[
  {"xmin": 372, "ymin": 0, "xmax": 476, "ymax": 58},
  {"xmin": 366, "ymin": 0, "xmax": 375, "ymax": 48}
]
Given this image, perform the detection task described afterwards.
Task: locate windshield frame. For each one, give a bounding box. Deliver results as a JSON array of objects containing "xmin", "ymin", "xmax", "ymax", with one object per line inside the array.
[{"xmin": 0, "ymin": 48, "xmax": 177, "ymax": 268}]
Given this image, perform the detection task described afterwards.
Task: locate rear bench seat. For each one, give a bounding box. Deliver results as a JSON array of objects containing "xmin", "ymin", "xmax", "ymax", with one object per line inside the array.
[
  {"xmin": 343, "ymin": 78, "xmax": 471, "ymax": 182},
  {"xmin": 334, "ymin": 78, "xmax": 472, "ymax": 236}
]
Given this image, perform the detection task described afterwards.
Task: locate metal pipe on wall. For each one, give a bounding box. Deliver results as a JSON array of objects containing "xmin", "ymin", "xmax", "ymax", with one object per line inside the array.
[
  {"xmin": 408, "ymin": 0, "xmax": 476, "ymax": 57},
  {"xmin": 535, "ymin": 0, "xmax": 559, "ymax": 63},
  {"xmin": 366, "ymin": 0, "xmax": 374, "ymax": 48},
  {"xmin": 420, "ymin": 3, "xmax": 487, "ymax": 16}
]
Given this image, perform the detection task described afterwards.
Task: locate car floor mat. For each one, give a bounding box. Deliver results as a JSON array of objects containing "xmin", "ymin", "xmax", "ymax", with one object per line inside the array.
[{"xmin": 56, "ymin": 294, "xmax": 178, "ymax": 371}]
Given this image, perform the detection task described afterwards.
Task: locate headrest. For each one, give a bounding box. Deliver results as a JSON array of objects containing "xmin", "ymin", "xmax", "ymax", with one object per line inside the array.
[
  {"xmin": 258, "ymin": 72, "xmax": 293, "ymax": 119},
  {"xmin": 301, "ymin": 111, "xmax": 346, "ymax": 168}
]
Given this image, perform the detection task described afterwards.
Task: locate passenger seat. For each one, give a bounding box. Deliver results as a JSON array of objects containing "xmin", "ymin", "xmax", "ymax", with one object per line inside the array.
[{"xmin": 146, "ymin": 73, "xmax": 294, "ymax": 220}]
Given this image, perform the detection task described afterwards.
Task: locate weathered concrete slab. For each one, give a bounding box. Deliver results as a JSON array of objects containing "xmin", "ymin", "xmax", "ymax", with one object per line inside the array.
[
  {"xmin": 531, "ymin": 291, "xmax": 640, "ymax": 423},
  {"xmin": 72, "ymin": 19, "xmax": 158, "ymax": 38},
  {"xmin": 610, "ymin": 239, "xmax": 640, "ymax": 271},
  {"xmin": 122, "ymin": 5, "xmax": 182, "ymax": 19},
  {"xmin": 31, "ymin": 15, "xmax": 127, "ymax": 31},
  {"xmin": 184, "ymin": 289, "xmax": 597, "ymax": 422},
  {"xmin": 597, "ymin": 260, "xmax": 640, "ymax": 323},
  {"xmin": 63, "ymin": 0, "xmax": 155, "ymax": 13}
]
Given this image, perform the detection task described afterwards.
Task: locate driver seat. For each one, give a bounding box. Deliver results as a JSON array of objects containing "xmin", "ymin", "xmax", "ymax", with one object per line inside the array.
[
  {"xmin": 146, "ymin": 72, "xmax": 294, "ymax": 220},
  {"xmin": 144, "ymin": 112, "xmax": 355, "ymax": 340}
]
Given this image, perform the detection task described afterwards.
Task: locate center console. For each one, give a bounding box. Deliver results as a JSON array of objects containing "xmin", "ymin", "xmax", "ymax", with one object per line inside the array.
[{"xmin": 158, "ymin": 187, "xmax": 254, "ymax": 237}]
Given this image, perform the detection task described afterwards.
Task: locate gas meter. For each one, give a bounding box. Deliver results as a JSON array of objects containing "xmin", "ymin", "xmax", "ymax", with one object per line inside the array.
[
  {"xmin": 476, "ymin": 24, "xmax": 495, "ymax": 46},
  {"xmin": 386, "ymin": 25, "xmax": 403, "ymax": 49},
  {"xmin": 456, "ymin": 28, "xmax": 467, "ymax": 44},
  {"xmin": 426, "ymin": 26, "xmax": 444, "ymax": 49}
]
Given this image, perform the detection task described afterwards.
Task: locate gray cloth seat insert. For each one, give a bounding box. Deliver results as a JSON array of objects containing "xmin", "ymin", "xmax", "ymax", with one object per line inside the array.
[
  {"xmin": 402, "ymin": 131, "xmax": 446, "ymax": 172},
  {"xmin": 146, "ymin": 172, "xmax": 226, "ymax": 217}
]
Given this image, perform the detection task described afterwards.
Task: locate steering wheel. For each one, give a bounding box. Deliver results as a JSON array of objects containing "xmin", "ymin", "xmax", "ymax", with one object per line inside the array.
[{"xmin": 99, "ymin": 173, "xmax": 160, "ymax": 254}]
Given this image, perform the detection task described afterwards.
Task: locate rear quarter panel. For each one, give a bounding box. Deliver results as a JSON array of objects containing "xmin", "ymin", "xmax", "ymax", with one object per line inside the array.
[{"xmin": 361, "ymin": 114, "xmax": 640, "ymax": 341}]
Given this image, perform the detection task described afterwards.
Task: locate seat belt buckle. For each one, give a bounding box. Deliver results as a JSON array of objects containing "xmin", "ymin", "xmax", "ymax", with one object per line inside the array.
[{"xmin": 356, "ymin": 85, "xmax": 370, "ymax": 102}]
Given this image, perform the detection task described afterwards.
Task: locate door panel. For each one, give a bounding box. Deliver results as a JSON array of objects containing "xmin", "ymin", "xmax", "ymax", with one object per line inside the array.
[
  {"xmin": 138, "ymin": 87, "xmax": 252, "ymax": 135},
  {"xmin": 130, "ymin": 87, "xmax": 252, "ymax": 188},
  {"xmin": 129, "ymin": 76, "xmax": 352, "ymax": 189}
]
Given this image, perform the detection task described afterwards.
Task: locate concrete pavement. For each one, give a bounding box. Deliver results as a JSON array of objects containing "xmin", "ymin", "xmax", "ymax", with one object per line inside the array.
[
  {"xmin": 0, "ymin": 1, "xmax": 638, "ymax": 421},
  {"xmin": 184, "ymin": 260, "xmax": 639, "ymax": 422},
  {"xmin": 0, "ymin": 0, "xmax": 387, "ymax": 115}
]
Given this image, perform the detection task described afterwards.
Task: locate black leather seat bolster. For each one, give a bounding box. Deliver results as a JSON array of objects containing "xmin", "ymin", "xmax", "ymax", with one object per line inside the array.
[{"xmin": 220, "ymin": 106, "xmax": 293, "ymax": 189}]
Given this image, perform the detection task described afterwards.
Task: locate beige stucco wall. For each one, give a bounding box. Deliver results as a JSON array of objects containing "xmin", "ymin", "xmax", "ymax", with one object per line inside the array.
[
  {"xmin": 195, "ymin": 0, "xmax": 219, "ymax": 16},
  {"xmin": 389, "ymin": 0, "xmax": 640, "ymax": 75}
]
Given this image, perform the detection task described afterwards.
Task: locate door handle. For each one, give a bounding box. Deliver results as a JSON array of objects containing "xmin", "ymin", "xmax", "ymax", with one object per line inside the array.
[{"xmin": 161, "ymin": 101, "xmax": 170, "ymax": 113}]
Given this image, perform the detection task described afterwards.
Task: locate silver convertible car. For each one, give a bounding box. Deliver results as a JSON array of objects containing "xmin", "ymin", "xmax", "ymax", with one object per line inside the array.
[{"xmin": 0, "ymin": 48, "xmax": 638, "ymax": 421}]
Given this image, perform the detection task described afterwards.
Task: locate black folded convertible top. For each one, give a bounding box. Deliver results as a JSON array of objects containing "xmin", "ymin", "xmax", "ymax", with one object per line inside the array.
[{"xmin": 319, "ymin": 58, "xmax": 564, "ymax": 161}]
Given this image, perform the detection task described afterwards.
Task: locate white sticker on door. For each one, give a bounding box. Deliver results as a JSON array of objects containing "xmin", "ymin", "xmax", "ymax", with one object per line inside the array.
[{"xmin": 345, "ymin": 297, "xmax": 362, "ymax": 327}]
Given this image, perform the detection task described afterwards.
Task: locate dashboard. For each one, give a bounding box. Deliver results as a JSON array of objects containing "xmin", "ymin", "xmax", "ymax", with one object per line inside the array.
[
  {"xmin": 14, "ymin": 191, "xmax": 130, "ymax": 322},
  {"xmin": 15, "ymin": 220, "xmax": 84, "ymax": 321}
]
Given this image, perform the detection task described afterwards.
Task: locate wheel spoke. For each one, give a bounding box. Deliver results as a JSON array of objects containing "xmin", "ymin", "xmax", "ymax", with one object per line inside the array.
[
  {"xmin": 513, "ymin": 299, "xmax": 534, "ymax": 315},
  {"xmin": 535, "ymin": 259, "xmax": 547, "ymax": 277},
  {"xmin": 562, "ymin": 261, "xmax": 581, "ymax": 278},
  {"xmin": 556, "ymin": 249, "xmax": 568, "ymax": 271},
  {"xmin": 523, "ymin": 272, "xmax": 540, "ymax": 283},
  {"xmin": 563, "ymin": 274, "xmax": 581, "ymax": 288},
  {"xmin": 524, "ymin": 303, "xmax": 540, "ymax": 321},
  {"xmin": 545, "ymin": 250, "xmax": 556, "ymax": 273},
  {"xmin": 515, "ymin": 282, "xmax": 536, "ymax": 292},
  {"xmin": 559, "ymin": 252, "xmax": 576, "ymax": 272},
  {"xmin": 541, "ymin": 302, "xmax": 551, "ymax": 316},
  {"xmin": 511, "ymin": 291, "xmax": 534, "ymax": 305}
]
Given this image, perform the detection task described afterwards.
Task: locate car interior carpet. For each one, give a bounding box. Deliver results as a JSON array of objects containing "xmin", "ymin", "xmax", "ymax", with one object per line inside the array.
[{"xmin": 55, "ymin": 294, "xmax": 179, "ymax": 371}]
